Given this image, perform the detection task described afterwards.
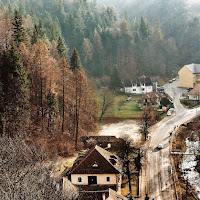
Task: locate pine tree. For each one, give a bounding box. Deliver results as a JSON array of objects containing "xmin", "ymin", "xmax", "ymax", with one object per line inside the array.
[
  {"xmin": 18, "ymin": 0, "xmax": 26, "ymax": 18},
  {"xmin": 31, "ymin": 24, "xmax": 40, "ymax": 45},
  {"xmin": 12, "ymin": 10, "xmax": 27, "ymax": 47},
  {"xmin": 140, "ymin": 17, "xmax": 149, "ymax": 39},
  {"xmin": 70, "ymin": 48, "xmax": 82, "ymax": 71},
  {"xmin": 57, "ymin": 35, "xmax": 67, "ymax": 58},
  {"xmin": 38, "ymin": 19, "xmax": 45, "ymax": 38},
  {"xmin": 109, "ymin": 65, "xmax": 123, "ymax": 91},
  {"xmin": 1, "ymin": 41, "xmax": 29, "ymax": 136},
  {"xmin": 134, "ymin": 31, "xmax": 141, "ymax": 44}
]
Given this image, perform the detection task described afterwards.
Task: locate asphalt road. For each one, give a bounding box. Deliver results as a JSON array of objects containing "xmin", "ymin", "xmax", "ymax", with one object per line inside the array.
[{"xmin": 146, "ymin": 78, "xmax": 199, "ymax": 200}]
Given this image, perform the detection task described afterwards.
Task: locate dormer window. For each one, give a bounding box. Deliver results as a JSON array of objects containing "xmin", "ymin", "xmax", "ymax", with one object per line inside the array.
[
  {"xmin": 91, "ymin": 162, "xmax": 99, "ymax": 168},
  {"xmin": 110, "ymin": 155, "xmax": 117, "ymax": 159}
]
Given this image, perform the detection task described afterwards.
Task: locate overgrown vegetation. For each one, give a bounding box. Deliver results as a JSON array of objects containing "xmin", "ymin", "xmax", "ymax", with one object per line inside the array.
[{"xmin": 172, "ymin": 117, "xmax": 200, "ymax": 200}]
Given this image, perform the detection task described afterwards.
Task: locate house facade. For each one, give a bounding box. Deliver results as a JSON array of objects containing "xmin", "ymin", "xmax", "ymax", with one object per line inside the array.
[
  {"xmin": 138, "ymin": 92, "xmax": 162, "ymax": 109},
  {"xmin": 124, "ymin": 76, "xmax": 158, "ymax": 95},
  {"xmin": 67, "ymin": 145, "xmax": 122, "ymax": 194},
  {"xmin": 179, "ymin": 63, "xmax": 200, "ymax": 88},
  {"xmin": 188, "ymin": 86, "xmax": 200, "ymax": 100}
]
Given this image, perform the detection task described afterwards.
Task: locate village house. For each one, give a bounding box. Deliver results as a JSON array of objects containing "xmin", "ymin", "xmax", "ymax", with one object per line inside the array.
[
  {"xmin": 63, "ymin": 145, "xmax": 123, "ymax": 199},
  {"xmin": 138, "ymin": 92, "xmax": 162, "ymax": 109},
  {"xmin": 178, "ymin": 63, "xmax": 200, "ymax": 88},
  {"xmin": 124, "ymin": 75, "xmax": 158, "ymax": 95},
  {"xmin": 187, "ymin": 86, "xmax": 200, "ymax": 100}
]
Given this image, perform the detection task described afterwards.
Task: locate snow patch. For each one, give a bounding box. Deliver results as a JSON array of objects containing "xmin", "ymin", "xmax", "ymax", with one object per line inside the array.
[
  {"xmin": 181, "ymin": 139, "xmax": 200, "ymax": 198},
  {"xmin": 98, "ymin": 120, "xmax": 141, "ymax": 145}
]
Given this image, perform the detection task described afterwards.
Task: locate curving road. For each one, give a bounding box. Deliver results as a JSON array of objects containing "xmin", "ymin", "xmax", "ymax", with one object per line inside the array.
[{"xmin": 144, "ymin": 79, "xmax": 199, "ymax": 200}]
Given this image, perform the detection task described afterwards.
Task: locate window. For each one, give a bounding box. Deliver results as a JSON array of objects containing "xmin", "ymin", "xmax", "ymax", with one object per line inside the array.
[
  {"xmin": 78, "ymin": 177, "xmax": 82, "ymax": 182},
  {"xmin": 133, "ymin": 89, "xmax": 136, "ymax": 91},
  {"xmin": 106, "ymin": 177, "xmax": 110, "ymax": 182},
  {"xmin": 142, "ymin": 88, "xmax": 145, "ymax": 91}
]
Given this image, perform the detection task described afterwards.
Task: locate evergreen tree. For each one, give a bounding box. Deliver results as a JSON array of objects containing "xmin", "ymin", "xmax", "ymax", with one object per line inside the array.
[
  {"xmin": 1, "ymin": 41, "xmax": 29, "ymax": 136},
  {"xmin": 18, "ymin": 0, "xmax": 26, "ymax": 18},
  {"xmin": 134, "ymin": 31, "xmax": 141, "ymax": 44},
  {"xmin": 70, "ymin": 48, "xmax": 82, "ymax": 71},
  {"xmin": 38, "ymin": 19, "xmax": 45, "ymax": 38},
  {"xmin": 109, "ymin": 65, "xmax": 123, "ymax": 90},
  {"xmin": 12, "ymin": 10, "xmax": 27, "ymax": 47},
  {"xmin": 31, "ymin": 24, "xmax": 40, "ymax": 45},
  {"xmin": 140, "ymin": 17, "xmax": 149, "ymax": 39},
  {"xmin": 57, "ymin": 35, "xmax": 67, "ymax": 58}
]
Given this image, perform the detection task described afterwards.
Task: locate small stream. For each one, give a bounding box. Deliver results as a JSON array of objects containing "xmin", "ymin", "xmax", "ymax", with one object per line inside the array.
[{"xmin": 181, "ymin": 139, "xmax": 200, "ymax": 198}]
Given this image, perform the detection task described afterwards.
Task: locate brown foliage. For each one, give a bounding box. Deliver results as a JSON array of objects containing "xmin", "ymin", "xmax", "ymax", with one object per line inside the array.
[{"xmin": 0, "ymin": 8, "xmax": 13, "ymax": 50}]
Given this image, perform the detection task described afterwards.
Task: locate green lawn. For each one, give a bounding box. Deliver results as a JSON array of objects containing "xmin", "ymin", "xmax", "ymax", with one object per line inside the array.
[{"xmin": 98, "ymin": 94, "xmax": 142, "ymax": 119}]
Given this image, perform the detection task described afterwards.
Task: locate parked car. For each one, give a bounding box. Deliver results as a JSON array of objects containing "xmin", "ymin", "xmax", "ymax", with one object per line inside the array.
[
  {"xmin": 167, "ymin": 110, "xmax": 172, "ymax": 116},
  {"xmin": 168, "ymin": 80, "xmax": 173, "ymax": 83},
  {"xmin": 168, "ymin": 108, "xmax": 174, "ymax": 112},
  {"xmin": 172, "ymin": 78, "xmax": 176, "ymax": 81},
  {"xmin": 157, "ymin": 144, "xmax": 163, "ymax": 149}
]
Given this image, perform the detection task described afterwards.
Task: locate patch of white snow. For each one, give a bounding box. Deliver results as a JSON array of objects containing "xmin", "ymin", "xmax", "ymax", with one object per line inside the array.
[{"xmin": 98, "ymin": 120, "xmax": 141, "ymax": 145}]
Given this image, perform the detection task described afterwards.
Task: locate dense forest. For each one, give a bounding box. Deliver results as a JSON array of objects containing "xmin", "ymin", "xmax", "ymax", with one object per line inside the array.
[
  {"xmin": 0, "ymin": 7, "xmax": 97, "ymax": 156},
  {"xmin": 1, "ymin": 0, "xmax": 200, "ymax": 83},
  {"xmin": 0, "ymin": 0, "xmax": 200, "ymax": 150}
]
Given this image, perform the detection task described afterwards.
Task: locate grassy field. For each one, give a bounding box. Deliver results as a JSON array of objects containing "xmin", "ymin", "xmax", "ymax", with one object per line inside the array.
[{"xmin": 98, "ymin": 94, "xmax": 142, "ymax": 119}]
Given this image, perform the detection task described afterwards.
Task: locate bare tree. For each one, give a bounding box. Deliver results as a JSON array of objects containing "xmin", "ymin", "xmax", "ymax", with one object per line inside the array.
[
  {"xmin": 98, "ymin": 87, "xmax": 114, "ymax": 122},
  {"xmin": 0, "ymin": 134, "xmax": 78, "ymax": 200},
  {"xmin": 140, "ymin": 106, "xmax": 155, "ymax": 141}
]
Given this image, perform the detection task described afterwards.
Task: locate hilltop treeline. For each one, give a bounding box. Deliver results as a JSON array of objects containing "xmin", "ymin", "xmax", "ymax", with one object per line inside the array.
[{"xmin": 0, "ymin": 8, "xmax": 97, "ymax": 154}]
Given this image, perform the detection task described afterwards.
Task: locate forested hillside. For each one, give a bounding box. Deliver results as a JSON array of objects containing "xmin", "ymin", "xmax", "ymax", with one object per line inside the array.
[
  {"xmin": 0, "ymin": 7, "xmax": 97, "ymax": 155},
  {"xmin": 1, "ymin": 0, "xmax": 200, "ymax": 150},
  {"xmin": 1, "ymin": 0, "xmax": 198, "ymax": 82},
  {"xmin": 1, "ymin": 0, "xmax": 199, "ymax": 81}
]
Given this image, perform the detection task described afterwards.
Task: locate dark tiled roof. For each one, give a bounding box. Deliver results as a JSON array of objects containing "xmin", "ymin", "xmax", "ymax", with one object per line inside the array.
[
  {"xmin": 124, "ymin": 76, "xmax": 155, "ymax": 87},
  {"xmin": 185, "ymin": 63, "xmax": 200, "ymax": 74},
  {"xmin": 145, "ymin": 77, "xmax": 153, "ymax": 86},
  {"xmin": 124, "ymin": 79, "xmax": 132, "ymax": 87},
  {"xmin": 69, "ymin": 145, "xmax": 122, "ymax": 175}
]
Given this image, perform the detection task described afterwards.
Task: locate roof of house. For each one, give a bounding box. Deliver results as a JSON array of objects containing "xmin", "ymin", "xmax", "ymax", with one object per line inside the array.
[
  {"xmin": 124, "ymin": 79, "xmax": 132, "ymax": 87},
  {"xmin": 69, "ymin": 145, "xmax": 122, "ymax": 175},
  {"xmin": 143, "ymin": 92, "xmax": 161, "ymax": 99},
  {"xmin": 185, "ymin": 63, "xmax": 200, "ymax": 74},
  {"xmin": 145, "ymin": 77, "xmax": 153, "ymax": 86},
  {"xmin": 188, "ymin": 86, "xmax": 200, "ymax": 95},
  {"xmin": 106, "ymin": 188, "xmax": 128, "ymax": 200},
  {"xmin": 124, "ymin": 75, "xmax": 155, "ymax": 88}
]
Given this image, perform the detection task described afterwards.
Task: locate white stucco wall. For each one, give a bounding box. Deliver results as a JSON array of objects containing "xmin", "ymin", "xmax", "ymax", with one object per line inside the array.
[
  {"xmin": 188, "ymin": 94, "xmax": 198, "ymax": 100},
  {"xmin": 125, "ymin": 85, "xmax": 153, "ymax": 94},
  {"xmin": 125, "ymin": 87, "xmax": 132, "ymax": 94},
  {"xmin": 146, "ymin": 86, "xmax": 153, "ymax": 93},
  {"xmin": 71, "ymin": 174, "xmax": 117, "ymax": 185}
]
